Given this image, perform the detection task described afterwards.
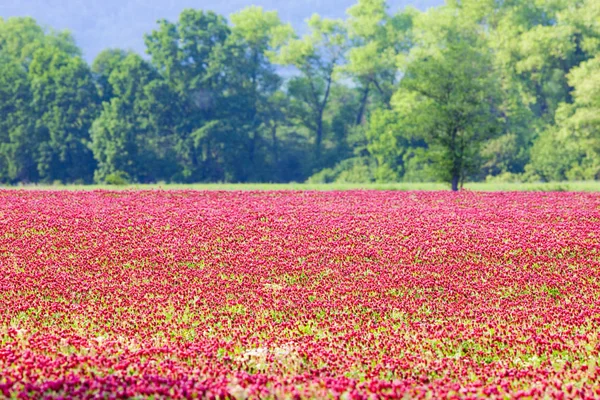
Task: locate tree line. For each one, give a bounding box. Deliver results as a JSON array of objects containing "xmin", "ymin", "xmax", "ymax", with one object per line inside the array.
[{"xmin": 1, "ymin": 0, "xmax": 599, "ymax": 189}]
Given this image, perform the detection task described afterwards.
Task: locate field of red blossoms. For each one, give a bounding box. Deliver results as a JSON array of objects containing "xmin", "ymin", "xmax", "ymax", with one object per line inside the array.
[{"xmin": 1, "ymin": 190, "xmax": 600, "ymax": 399}]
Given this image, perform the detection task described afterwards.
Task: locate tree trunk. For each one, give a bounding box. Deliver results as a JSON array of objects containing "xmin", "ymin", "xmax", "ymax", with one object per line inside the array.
[
  {"xmin": 355, "ymin": 84, "xmax": 370, "ymax": 126},
  {"xmin": 314, "ymin": 70, "xmax": 333, "ymax": 163},
  {"xmin": 451, "ymin": 173, "xmax": 460, "ymax": 192},
  {"xmin": 315, "ymin": 116, "xmax": 323, "ymax": 161},
  {"xmin": 271, "ymin": 123, "xmax": 278, "ymax": 166}
]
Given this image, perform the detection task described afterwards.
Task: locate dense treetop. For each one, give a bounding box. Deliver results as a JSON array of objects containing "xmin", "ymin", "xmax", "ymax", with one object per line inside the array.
[
  {"xmin": 2, "ymin": 0, "xmax": 442, "ymax": 63},
  {"xmin": 1, "ymin": 0, "xmax": 599, "ymax": 188}
]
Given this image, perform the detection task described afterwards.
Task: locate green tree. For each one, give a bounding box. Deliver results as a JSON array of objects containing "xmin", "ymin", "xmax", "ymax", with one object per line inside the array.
[
  {"xmin": 269, "ymin": 15, "xmax": 347, "ymax": 166},
  {"xmin": 345, "ymin": 0, "xmax": 415, "ymax": 114},
  {"xmin": 145, "ymin": 9, "xmax": 232, "ymax": 181},
  {"xmin": 92, "ymin": 49, "xmax": 130, "ymax": 103},
  {"xmin": 393, "ymin": 7, "xmax": 501, "ymax": 190},
  {"xmin": 202, "ymin": 6, "xmax": 284, "ymax": 182},
  {"xmin": 0, "ymin": 55, "xmax": 36, "ymax": 183},
  {"xmin": 0, "ymin": 17, "xmax": 80, "ymax": 66},
  {"xmin": 0, "ymin": 17, "xmax": 91, "ymax": 184},
  {"xmin": 481, "ymin": 0, "xmax": 600, "ymax": 176},
  {"xmin": 522, "ymin": 0, "xmax": 600, "ymax": 181},
  {"xmin": 90, "ymin": 54, "xmax": 181, "ymax": 183},
  {"xmin": 28, "ymin": 46, "xmax": 99, "ymax": 183},
  {"xmin": 528, "ymin": 53, "xmax": 600, "ymax": 181},
  {"xmin": 3, "ymin": 3, "xmax": 600, "ymax": 186},
  {"xmin": 145, "ymin": 9, "xmax": 230, "ymax": 98},
  {"xmin": 365, "ymin": 109, "xmax": 404, "ymax": 181}
]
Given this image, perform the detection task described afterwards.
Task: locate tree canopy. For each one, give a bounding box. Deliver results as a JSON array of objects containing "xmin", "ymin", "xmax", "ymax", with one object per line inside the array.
[{"xmin": 1, "ymin": 0, "xmax": 599, "ymax": 188}]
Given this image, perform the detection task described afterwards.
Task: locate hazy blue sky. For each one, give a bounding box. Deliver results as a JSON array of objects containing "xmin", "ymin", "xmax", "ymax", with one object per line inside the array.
[{"xmin": 1, "ymin": 0, "xmax": 442, "ymax": 62}]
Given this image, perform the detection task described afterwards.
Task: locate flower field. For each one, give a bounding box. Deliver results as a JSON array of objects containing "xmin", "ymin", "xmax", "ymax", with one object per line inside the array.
[{"xmin": 1, "ymin": 190, "xmax": 600, "ymax": 399}]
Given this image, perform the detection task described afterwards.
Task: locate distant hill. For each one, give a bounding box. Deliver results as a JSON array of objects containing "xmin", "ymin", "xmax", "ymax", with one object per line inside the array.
[{"xmin": 1, "ymin": 0, "xmax": 442, "ymax": 62}]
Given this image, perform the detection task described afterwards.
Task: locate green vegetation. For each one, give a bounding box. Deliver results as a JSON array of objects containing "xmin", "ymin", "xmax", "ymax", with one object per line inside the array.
[
  {"xmin": 1, "ymin": 0, "xmax": 599, "ymax": 189},
  {"xmin": 4, "ymin": 181, "xmax": 600, "ymax": 192}
]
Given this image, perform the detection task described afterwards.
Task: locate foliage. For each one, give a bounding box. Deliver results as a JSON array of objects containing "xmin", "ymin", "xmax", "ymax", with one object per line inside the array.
[
  {"xmin": 103, "ymin": 170, "xmax": 130, "ymax": 185},
  {"xmin": 1, "ymin": 0, "xmax": 600, "ymax": 186},
  {"xmin": 0, "ymin": 54, "xmax": 35, "ymax": 183},
  {"xmin": 91, "ymin": 49, "xmax": 130, "ymax": 103},
  {"xmin": 0, "ymin": 17, "xmax": 98, "ymax": 184},
  {"xmin": 307, "ymin": 157, "xmax": 376, "ymax": 183},
  {"xmin": 89, "ymin": 54, "xmax": 180, "ymax": 183},
  {"xmin": 392, "ymin": 6, "xmax": 502, "ymax": 190},
  {"xmin": 269, "ymin": 14, "xmax": 347, "ymax": 166}
]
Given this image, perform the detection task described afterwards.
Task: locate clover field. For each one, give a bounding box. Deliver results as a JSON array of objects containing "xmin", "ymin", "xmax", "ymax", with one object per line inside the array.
[{"xmin": 1, "ymin": 190, "xmax": 600, "ymax": 399}]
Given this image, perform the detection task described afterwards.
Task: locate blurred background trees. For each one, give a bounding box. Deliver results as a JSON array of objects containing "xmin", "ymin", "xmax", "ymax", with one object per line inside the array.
[{"xmin": 0, "ymin": 0, "xmax": 599, "ymax": 188}]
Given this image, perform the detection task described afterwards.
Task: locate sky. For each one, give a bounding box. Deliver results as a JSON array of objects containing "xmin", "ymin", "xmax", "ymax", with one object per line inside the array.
[{"xmin": 1, "ymin": 0, "xmax": 442, "ymax": 62}]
